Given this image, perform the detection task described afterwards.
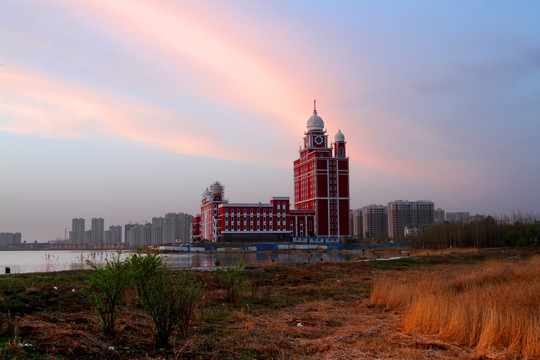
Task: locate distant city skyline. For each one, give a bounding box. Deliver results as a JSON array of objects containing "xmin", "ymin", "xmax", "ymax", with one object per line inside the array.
[{"xmin": 1, "ymin": 1, "xmax": 540, "ymax": 242}]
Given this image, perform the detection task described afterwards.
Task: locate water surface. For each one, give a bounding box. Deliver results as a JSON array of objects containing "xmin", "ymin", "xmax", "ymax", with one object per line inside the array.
[{"xmin": 0, "ymin": 249, "xmax": 370, "ymax": 274}]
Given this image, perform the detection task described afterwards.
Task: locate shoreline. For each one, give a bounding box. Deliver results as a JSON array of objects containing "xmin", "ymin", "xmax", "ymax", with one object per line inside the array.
[{"xmin": 156, "ymin": 242, "xmax": 409, "ymax": 254}]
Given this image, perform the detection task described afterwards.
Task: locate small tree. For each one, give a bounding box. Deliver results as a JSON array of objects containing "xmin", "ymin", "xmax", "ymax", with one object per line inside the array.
[
  {"xmin": 85, "ymin": 253, "xmax": 131, "ymax": 336},
  {"xmin": 525, "ymin": 225, "xmax": 538, "ymax": 243},
  {"xmin": 505, "ymin": 229, "xmax": 525, "ymax": 247},
  {"xmin": 221, "ymin": 261, "xmax": 246, "ymax": 305},
  {"xmin": 130, "ymin": 253, "xmax": 203, "ymax": 347}
]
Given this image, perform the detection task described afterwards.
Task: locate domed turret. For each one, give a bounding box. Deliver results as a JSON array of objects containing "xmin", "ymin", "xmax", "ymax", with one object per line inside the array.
[
  {"xmin": 307, "ymin": 109, "xmax": 324, "ymax": 131},
  {"xmin": 334, "ymin": 129, "xmax": 345, "ymax": 142}
]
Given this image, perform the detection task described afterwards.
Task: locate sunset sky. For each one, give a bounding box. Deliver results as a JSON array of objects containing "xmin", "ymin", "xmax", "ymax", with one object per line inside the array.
[{"xmin": 1, "ymin": 1, "xmax": 540, "ymax": 242}]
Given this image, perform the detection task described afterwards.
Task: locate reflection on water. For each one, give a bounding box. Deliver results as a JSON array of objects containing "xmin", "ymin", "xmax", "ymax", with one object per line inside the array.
[
  {"xmin": 163, "ymin": 250, "xmax": 366, "ymax": 270},
  {"xmin": 0, "ymin": 249, "xmax": 369, "ymax": 274}
]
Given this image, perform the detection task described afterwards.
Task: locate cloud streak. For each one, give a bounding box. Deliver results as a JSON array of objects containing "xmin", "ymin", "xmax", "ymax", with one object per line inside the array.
[
  {"xmin": 69, "ymin": 0, "xmax": 309, "ymax": 135},
  {"xmin": 0, "ymin": 66, "xmax": 249, "ymax": 159}
]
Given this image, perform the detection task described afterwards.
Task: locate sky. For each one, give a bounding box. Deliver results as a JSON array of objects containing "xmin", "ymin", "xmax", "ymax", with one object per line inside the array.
[{"xmin": 1, "ymin": 1, "xmax": 540, "ymax": 242}]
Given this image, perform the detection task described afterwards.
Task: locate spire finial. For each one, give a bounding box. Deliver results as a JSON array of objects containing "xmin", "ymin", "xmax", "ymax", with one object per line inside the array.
[{"xmin": 313, "ymin": 99, "xmax": 317, "ymax": 112}]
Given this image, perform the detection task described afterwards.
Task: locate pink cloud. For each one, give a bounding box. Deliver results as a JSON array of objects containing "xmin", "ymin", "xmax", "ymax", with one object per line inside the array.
[
  {"xmin": 67, "ymin": 0, "xmax": 309, "ymax": 137},
  {"xmin": 0, "ymin": 66, "xmax": 260, "ymax": 160}
]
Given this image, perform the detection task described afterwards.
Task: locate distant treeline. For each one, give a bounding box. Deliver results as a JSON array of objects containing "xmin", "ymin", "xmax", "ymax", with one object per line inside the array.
[{"xmin": 410, "ymin": 215, "xmax": 539, "ymax": 249}]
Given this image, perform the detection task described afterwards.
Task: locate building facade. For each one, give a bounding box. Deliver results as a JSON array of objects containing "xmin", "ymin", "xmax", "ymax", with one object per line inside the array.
[
  {"xmin": 0, "ymin": 232, "xmax": 22, "ymax": 247},
  {"xmin": 445, "ymin": 212, "xmax": 470, "ymax": 223},
  {"xmin": 387, "ymin": 200, "xmax": 434, "ymax": 239},
  {"xmin": 434, "ymin": 208, "xmax": 445, "ymax": 224},
  {"xmin": 162, "ymin": 212, "xmax": 194, "ymax": 244},
  {"xmin": 361, "ymin": 204, "xmax": 388, "ymax": 239},
  {"xmin": 69, "ymin": 218, "xmax": 85, "ymax": 244},
  {"xmin": 91, "ymin": 218, "xmax": 104, "ymax": 244},
  {"xmin": 104, "ymin": 225, "xmax": 122, "ymax": 244},
  {"xmin": 192, "ymin": 103, "xmax": 350, "ymax": 243},
  {"xmin": 351, "ymin": 209, "xmax": 363, "ymax": 237}
]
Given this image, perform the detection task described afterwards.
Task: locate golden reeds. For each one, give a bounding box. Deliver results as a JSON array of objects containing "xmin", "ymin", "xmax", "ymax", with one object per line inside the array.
[{"xmin": 370, "ymin": 255, "xmax": 540, "ymax": 358}]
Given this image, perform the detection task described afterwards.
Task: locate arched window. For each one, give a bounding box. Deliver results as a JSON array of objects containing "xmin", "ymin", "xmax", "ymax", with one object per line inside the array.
[{"xmin": 339, "ymin": 147, "xmax": 344, "ymax": 157}]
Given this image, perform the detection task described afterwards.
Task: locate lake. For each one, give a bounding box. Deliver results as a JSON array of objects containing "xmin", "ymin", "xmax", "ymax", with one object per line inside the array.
[{"xmin": 0, "ymin": 249, "xmax": 369, "ymax": 274}]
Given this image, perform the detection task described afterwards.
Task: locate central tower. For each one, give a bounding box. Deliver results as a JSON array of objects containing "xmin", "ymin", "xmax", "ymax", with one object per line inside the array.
[{"xmin": 293, "ymin": 101, "xmax": 350, "ymax": 238}]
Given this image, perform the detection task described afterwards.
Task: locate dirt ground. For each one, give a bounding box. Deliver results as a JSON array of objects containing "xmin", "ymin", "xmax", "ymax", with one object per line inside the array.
[{"xmin": 1, "ymin": 248, "xmax": 536, "ymax": 359}]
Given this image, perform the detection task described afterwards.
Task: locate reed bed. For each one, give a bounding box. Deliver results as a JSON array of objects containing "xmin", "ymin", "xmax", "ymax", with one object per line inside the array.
[{"xmin": 370, "ymin": 255, "xmax": 540, "ymax": 358}]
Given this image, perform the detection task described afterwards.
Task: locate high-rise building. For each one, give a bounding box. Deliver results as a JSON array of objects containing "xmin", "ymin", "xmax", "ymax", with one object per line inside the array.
[
  {"xmin": 434, "ymin": 208, "xmax": 445, "ymax": 224},
  {"xmin": 127, "ymin": 223, "xmax": 152, "ymax": 248},
  {"xmin": 176, "ymin": 212, "xmax": 194, "ymax": 244},
  {"xmin": 83, "ymin": 230, "xmax": 93, "ymax": 244},
  {"xmin": 105, "ymin": 225, "xmax": 122, "ymax": 243},
  {"xmin": 163, "ymin": 213, "xmax": 177, "ymax": 243},
  {"xmin": 69, "ymin": 218, "xmax": 85, "ymax": 244},
  {"xmin": 446, "ymin": 212, "xmax": 470, "ymax": 223},
  {"xmin": 387, "ymin": 200, "xmax": 434, "ymax": 239},
  {"xmin": 151, "ymin": 217, "xmax": 164, "ymax": 245},
  {"xmin": 124, "ymin": 223, "xmax": 135, "ymax": 244},
  {"xmin": 91, "ymin": 218, "xmax": 104, "ymax": 244},
  {"xmin": 160, "ymin": 212, "xmax": 194, "ymax": 244},
  {"xmin": 361, "ymin": 205, "xmax": 388, "ymax": 239},
  {"xmin": 351, "ymin": 209, "xmax": 363, "ymax": 237},
  {"xmin": 293, "ymin": 102, "xmax": 350, "ymax": 238},
  {"xmin": 0, "ymin": 232, "xmax": 22, "ymax": 247}
]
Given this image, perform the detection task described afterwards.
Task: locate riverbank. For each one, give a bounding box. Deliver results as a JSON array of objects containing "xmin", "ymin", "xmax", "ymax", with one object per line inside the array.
[{"xmin": 1, "ymin": 247, "xmax": 538, "ymax": 359}]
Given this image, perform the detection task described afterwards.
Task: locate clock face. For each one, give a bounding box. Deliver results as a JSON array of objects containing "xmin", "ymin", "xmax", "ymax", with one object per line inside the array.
[{"xmin": 314, "ymin": 135, "xmax": 323, "ymax": 146}]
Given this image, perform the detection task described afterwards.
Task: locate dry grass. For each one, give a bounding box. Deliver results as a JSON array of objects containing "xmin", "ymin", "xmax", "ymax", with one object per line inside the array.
[
  {"xmin": 371, "ymin": 255, "xmax": 540, "ymax": 359},
  {"xmin": 409, "ymin": 247, "xmax": 481, "ymax": 257}
]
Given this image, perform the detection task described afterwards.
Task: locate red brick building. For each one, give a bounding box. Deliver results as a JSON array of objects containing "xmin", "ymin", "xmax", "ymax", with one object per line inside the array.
[
  {"xmin": 294, "ymin": 102, "xmax": 350, "ymax": 238},
  {"xmin": 192, "ymin": 103, "xmax": 349, "ymax": 243}
]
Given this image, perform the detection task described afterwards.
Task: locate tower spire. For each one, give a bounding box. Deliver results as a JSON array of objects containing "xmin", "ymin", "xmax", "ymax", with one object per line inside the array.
[{"xmin": 313, "ymin": 99, "xmax": 316, "ymax": 112}]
